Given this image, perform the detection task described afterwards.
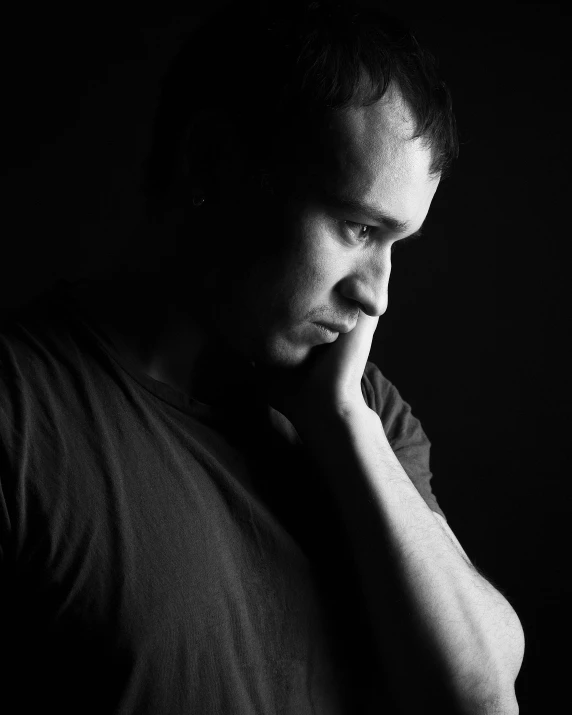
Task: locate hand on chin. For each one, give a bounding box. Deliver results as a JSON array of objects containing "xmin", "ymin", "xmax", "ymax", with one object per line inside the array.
[{"xmin": 256, "ymin": 312, "xmax": 379, "ymax": 434}]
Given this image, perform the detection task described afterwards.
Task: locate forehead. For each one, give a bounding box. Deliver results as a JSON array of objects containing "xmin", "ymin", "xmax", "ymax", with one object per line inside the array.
[{"xmin": 309, "ymin": 88, "xmax": 438, "ymax": 225}]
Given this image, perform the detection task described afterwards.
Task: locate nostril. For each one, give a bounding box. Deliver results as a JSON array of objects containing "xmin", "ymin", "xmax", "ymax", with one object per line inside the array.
[{"xmin": 337, "ymin": 273, "xmax": 390, "ymax": 318}]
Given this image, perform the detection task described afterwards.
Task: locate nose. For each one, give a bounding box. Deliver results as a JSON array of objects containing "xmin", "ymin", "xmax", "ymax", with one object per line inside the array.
[{"xmin": 337, "ymin": 246, "xmax": 391, "ymax": 317}]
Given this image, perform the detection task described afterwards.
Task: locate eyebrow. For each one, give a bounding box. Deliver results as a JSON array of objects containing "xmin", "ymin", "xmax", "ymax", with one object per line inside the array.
[{"xmin": 321, "ymin": 190, "xmax": 424, "ymax": 236}]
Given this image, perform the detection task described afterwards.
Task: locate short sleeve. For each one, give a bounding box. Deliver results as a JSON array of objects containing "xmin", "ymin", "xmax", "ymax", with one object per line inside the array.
[
  {"xmin": 361, "ymin": 361, "xmax": 446, "ymax": 520},
  {"xmin": 0, "ymin": 346, "xmax": 15, "ymax": 565}
]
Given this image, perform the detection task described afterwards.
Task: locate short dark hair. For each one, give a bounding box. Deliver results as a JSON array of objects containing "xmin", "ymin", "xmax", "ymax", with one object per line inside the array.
[{"xmin": 142, "ymin": 0, "xmax": 459, "ymax": 214}]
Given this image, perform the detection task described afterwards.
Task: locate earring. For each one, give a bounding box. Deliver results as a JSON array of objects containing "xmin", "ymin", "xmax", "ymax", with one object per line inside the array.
[{"xmin": 192, "ymin": 189, "xmax": 206, "ymax": 207}]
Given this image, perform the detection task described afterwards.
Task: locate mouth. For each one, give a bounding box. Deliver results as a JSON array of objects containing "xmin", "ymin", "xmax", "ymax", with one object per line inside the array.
[
  {"xmin": 312, "ymin": 321, "xmax": 357, "ymax": 344},
  {"xmin": 311, "ymin": 323, "xmax": 338, "ymax": 343},
  {"xmin": 315, "ymin": 321, "xmax": 356, "ymax": 335}
]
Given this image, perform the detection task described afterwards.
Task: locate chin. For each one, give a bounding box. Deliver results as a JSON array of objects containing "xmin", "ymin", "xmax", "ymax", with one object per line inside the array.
[{"xmin": 257, "ymin": 334, "xmax": 312, "ymax": 370}]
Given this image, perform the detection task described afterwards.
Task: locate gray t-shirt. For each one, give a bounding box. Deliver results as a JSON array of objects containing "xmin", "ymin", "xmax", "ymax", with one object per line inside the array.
[{"xmin": 0, "ymin": 282, "xmax": 445, "ymax": 714}]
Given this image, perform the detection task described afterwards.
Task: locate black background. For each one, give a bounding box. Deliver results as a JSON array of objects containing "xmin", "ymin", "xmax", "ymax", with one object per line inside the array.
[{"xmin": 1, "ymin": 3, "xmax": 570, "ymax": 712}]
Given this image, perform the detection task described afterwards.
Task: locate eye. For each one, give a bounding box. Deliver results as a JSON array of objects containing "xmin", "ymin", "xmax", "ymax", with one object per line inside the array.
[{"xmin": 343, "ymin": 221, "xmax": 374, "ymax": 243}]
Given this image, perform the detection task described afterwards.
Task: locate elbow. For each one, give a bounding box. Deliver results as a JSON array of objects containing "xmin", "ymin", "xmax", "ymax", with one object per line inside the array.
[
  {"xmin": 453, "ymin": 684, "xmax": 519, "ymax": 715},
  {"xmin": 476, "ymin": 693, "xmax": 519, "ymax": 715},
  {"xmin": 456, "ymin": 655, "xmax": 522, "ymax": 715},
  {"xmin": 463, "ymin": 666, "xmax": 521, "ymax": 715},
  {"xmin": 470, "ymin": 610, "xmax": 525, "ymax": 715},
  {"xmin": 464, "ymin": 662, "xmax": 521, "ymax": 715}
]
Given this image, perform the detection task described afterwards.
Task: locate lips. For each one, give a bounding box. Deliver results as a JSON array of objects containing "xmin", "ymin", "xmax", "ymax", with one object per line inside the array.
[{"xmin": 315, "ymin": 321, "xmax": 356, "ymax": 334}]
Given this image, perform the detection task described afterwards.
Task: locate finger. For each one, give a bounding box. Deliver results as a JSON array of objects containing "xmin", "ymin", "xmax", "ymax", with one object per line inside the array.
[
  {"xmin": 348, "ymin": 311, "xmax": 379, "ymax": 365},
  {"xmin": 327, "ymin": 311, "xmax": 378, "ymax": 385}
]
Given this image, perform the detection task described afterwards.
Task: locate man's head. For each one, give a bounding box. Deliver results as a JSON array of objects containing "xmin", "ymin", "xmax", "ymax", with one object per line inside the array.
[{"xmin": 142, "ymin": 1, "xmax": 458, "ymax": 369}]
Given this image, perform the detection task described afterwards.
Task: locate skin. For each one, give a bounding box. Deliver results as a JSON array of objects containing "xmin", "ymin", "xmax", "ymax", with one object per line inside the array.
[
  {"xmin": 182, "ymin": 91, "xmax": 522, "ymax": 713},
  {"xmin": 79, "ymin": 85, "xmax": 438, "ymax": 409},
  {"xmin": 93, "ymin": 85, "xmax": 439, "ymax": 409},
  {"xmin": 202, "ymin": 88, "xmax": 438, "ymax": 374},
  {"xmin": 76, "ymin": 83, "xmax": 524, "ymax": 712}
]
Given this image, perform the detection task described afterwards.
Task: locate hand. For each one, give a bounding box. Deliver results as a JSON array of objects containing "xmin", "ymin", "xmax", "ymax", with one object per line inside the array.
[{"xmin": 258, "ymin": 311, "xmax": 379, "ymax": 436}]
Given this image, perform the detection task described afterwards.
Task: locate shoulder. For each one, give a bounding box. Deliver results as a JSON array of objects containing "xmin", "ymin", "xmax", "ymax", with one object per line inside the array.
[
  {"xmin": 0, "ymin": 285, "xmax": 77, "ymax": 395},
  {"xmin": 0, "ymin": 280, "xmax": 103, "ymax": 381},
  {"xmin": 0, "ymin": 282, "xmax": 103, "ymax": 453},
  {"xmin": 0, "ymin": 283, "xmax": 116, "ymax": 554}
]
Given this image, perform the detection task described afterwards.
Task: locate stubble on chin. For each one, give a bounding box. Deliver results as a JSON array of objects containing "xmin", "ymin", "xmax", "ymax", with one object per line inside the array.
[{"xmin": 257, "ymin": 325, "xmax": 317, "ymax": 373}]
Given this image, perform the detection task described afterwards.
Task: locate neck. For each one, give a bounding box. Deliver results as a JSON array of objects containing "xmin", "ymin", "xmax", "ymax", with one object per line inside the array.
[{"xmin": 73, "ymin": 270, "xmax": 256, "ymax": 406}]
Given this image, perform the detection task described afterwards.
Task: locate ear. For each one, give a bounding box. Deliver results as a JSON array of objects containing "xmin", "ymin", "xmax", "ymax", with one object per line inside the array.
[
  {"xmin": 181, "ymin": 111, "xmax": 254, "ymax": 197},
  {"xmin": 183, "ymin": 109, "xmax": 283, "ymax": 210}
]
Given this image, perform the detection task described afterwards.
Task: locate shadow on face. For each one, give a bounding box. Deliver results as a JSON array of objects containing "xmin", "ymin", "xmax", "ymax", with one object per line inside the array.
[{"xmin": 165, "ymin": 86, "xmax": 439, "ymax": 369}]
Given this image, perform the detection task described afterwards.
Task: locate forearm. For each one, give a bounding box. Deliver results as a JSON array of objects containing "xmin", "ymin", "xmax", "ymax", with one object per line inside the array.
[{"xmin": 300, "ymin": 406, "xmax": 524, "ymax": 715}]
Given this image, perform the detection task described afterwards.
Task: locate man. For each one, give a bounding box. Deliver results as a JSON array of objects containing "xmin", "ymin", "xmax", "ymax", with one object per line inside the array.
[{"xmin": 0, "ymin": 2, "xmax": 524, "ymax": 713}]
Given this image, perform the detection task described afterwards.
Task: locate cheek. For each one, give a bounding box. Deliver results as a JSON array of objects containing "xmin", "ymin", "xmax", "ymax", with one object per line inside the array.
[
  {"xmin": 243, "ymin": 206, "xmax": 347, "ymax": 321},
  {"xmin": 276, "ymin": 227, "xmax": 341, "ymax": 313},
  {"xmin": 291, "ymin": 211, "xmax": 344, "ymax": 287}
]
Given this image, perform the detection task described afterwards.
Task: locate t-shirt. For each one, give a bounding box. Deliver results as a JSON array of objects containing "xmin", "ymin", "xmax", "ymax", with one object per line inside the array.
[{"xmin": 0, "ymin": 281, "xmax": 445, "ymax": 715}]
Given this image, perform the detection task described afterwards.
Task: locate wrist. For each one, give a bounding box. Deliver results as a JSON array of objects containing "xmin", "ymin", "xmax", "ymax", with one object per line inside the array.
[
  {"xmin": 333, "ymin": 397, "xmax": 379, "ymax": 426},
  {"xmin": 296, "ymin": 396, "xmax": 382, "ymax": 446},
  {"xmin": 295, "ymin": 400, "xmax": 400, "ymax": 502}
]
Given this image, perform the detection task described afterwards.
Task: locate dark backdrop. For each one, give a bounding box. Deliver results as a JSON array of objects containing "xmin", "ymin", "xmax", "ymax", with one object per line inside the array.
[{"xmin": 1, "ymin": 3, "xmax": 570, "ymax": 713}]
